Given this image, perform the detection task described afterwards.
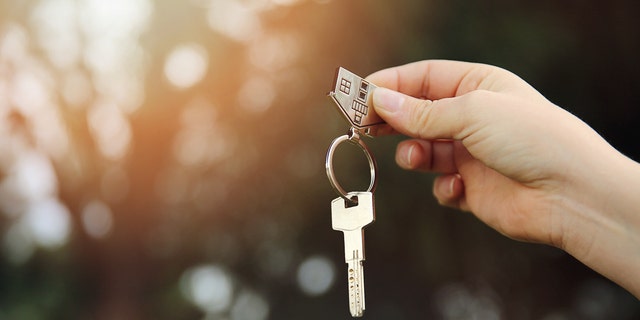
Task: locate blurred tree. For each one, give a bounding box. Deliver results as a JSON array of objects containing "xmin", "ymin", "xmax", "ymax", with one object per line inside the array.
[{"xmin": 0, "ymin": 0, "xmax": 639, "ymax": 319}]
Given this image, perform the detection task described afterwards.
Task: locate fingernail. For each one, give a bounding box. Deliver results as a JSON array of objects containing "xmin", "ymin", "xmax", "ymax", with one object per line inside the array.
[
  {"xmin": 396, "ymin": 143, "xmax": 415, "ymax": 169},
  {"xmin": 373, "ymin": 87, "xmax": 404, "ymax": 113},
  {"xmin": 406, "ymin": 144, "xmax": 415, "ymax": 168},
  {"xmin": 449, "ymin": 174, "xmax": 462, "ymax": 196},
  {"xmin": 448, "ymin": 176, "xmax": 456, "ymax": 196},
  {"xmin": 437, "ymin": 175, "xmax": 456, "ymax": 197}
]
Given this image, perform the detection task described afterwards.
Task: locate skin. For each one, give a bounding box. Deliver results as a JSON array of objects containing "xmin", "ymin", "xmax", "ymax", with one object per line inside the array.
[{"xmin": 366, "ymin": 60, "xmax": 640, "ymax": 298}]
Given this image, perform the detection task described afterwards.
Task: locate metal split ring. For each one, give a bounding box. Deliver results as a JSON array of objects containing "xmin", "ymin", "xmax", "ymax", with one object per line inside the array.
[{"xmin": 325, "ymin": 128, "xmax": 377, "ymax": 203}]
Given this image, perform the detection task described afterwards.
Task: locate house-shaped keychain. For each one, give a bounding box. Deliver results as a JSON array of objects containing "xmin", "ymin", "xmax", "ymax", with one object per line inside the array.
[{"xmin": 328, "ymin": 67, "xmax": 384, "ymax": 136}]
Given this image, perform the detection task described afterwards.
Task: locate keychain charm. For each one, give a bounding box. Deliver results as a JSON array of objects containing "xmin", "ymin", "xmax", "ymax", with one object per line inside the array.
[
  {"xmin": 329, "ymin": 67, "xmax": 385, "ymax": 136},
  {"xmin": 326, "ymin": 67, "xmax": 383, "ymax": 317}
]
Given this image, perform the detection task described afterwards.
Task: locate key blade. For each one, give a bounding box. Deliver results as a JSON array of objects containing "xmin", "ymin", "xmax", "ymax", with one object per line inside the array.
[
  {"xmin": 343, "ymin": 230, "xmax": 365, "ymax": 263},
  {"xmin": 347, "ymin": 260, "xmax": 365, "ymax": 317},
  {"xmin": 330, "ymin": 192, "xmax": 374, "ymax": 318},
  {"xmin": 328, "ymin": 67, "xmax": 384, "ymax": 135}
]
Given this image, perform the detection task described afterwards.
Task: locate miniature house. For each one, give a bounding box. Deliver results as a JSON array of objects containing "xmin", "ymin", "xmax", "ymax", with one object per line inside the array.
[{"xmin": 329, "ymin": 67, "xmax": 384, "ymax": 130}]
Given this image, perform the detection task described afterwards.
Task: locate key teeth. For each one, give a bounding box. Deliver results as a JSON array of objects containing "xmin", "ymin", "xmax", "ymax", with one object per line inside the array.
[{"xmin": 347, "ymin": 260, "xmax": 365, "ymax": 317}]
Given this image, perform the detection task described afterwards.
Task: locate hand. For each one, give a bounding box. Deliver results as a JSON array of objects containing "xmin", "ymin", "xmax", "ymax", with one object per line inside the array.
[{"xmin": 367, "ymin": 60, "xmax": 640, "ymax": 297}]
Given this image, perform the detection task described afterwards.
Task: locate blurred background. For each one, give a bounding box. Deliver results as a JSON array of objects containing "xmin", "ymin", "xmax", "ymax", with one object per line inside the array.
[{"xmin": 1, "ymin": 0, "xmax": 639, "ymax": 319}]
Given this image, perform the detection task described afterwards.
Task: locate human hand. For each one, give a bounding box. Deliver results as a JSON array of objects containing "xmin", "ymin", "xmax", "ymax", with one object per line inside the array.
[{"xmin": 367, "ymin": 60, "xmax": 640, "ymax": 296}]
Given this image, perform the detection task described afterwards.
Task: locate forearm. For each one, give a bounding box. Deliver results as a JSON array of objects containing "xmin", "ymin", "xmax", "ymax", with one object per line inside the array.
[{"xmin": 560, "ymin": 151, "xmax": 640, "ymax": 297}]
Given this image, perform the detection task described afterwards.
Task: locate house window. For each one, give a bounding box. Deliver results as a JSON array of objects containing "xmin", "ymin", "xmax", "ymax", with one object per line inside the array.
[
  {"xmin": 357, "ymin": 80, "xmax": 369, "ymax": 102},
  {"xmin": 339, "ymin": 78, "xmax": 351, "ymax": 95},
  {"xmin": 358, "ymin": 90, "xmax": 367, "ymax": 101}
]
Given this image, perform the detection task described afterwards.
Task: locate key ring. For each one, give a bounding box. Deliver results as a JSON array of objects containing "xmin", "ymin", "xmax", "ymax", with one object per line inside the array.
[{"xmin": 326, "ymin": 127, "xmax": 378, "ymax": 203}]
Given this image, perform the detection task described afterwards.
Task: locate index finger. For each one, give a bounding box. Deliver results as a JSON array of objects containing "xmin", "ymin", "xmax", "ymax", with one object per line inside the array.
[{"xmin": 365, "ymin": 60, "xmax": 509, "ymax": 100}]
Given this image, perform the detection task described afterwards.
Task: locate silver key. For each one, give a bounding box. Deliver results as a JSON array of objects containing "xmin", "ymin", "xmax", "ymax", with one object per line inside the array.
[
  {"xmin": 331, "ymin": 191, "xmax": 375, "ymax": 317},
  {"xmin": 328, "ymin": 67, "xmax": 384, "ymax": 136}
]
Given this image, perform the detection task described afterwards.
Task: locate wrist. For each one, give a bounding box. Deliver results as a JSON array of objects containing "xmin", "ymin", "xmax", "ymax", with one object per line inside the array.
[{"xmin": 559, "ymin": 150, "xmax": 640, "ymax": 297}]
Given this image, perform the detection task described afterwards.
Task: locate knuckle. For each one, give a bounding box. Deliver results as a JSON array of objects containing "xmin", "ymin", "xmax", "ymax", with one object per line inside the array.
[
  {"xmin": 462, "ymin": 89, "xmax": 494, "ymax": 105},
  {"xmin": 406, "ymin": 99, "xmax": 435, "ymax": 139}
]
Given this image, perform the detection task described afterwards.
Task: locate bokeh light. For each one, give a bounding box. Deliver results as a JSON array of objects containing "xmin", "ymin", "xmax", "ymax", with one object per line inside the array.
[
  {"xmin": 87, "ymin": 99, "xmax": 133, "ymax": 160},
  {"xmin": 81, "ymin": 200, "xmax": 114, "ymax": 239},
  {"xmin": 207, "ymin": 0, "xmax": 262, "ymax": 43},
  {"xmin": 22, "ymin": 197, "xmax": 71, "ymax": 248},
  {"xmin": 230, "ymin": 289, "xmax": 270, "ymax": 320},
  {"xmin": 180, "ymin": 264, "xmax": 234, "ymax": 314},
  {"xmin": 164, "ymin": 43, "xmax": 209, "ymax": 89},
  {"xmin": 296, "ymin": 255, "xmax": 335, "ymax": 296},
  {"xmin": 434, "ymin": 283, "xmax": 502, "ymax": 320},
  {"xmin": 237, "ymin": 75, "xmax": 277, "ymax": 113}
]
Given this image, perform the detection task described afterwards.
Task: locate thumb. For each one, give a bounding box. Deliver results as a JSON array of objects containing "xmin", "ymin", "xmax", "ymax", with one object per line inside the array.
[{"xmin": 372, "ymin": 87, "xmax": 476, "ymax": 140}]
